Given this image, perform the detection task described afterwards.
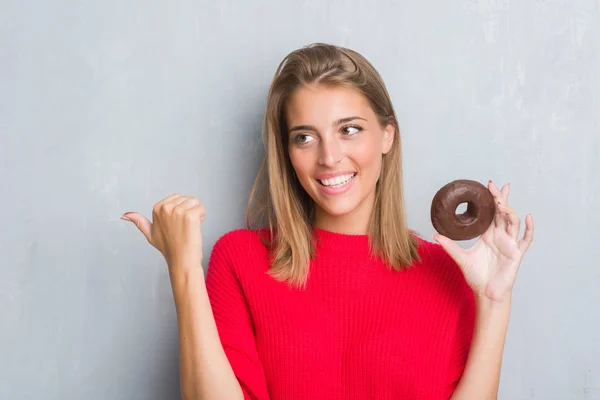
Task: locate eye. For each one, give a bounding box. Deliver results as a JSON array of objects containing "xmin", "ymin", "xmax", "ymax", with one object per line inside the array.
[
  {"xmin": 342, "ymin": 125, "xmax": 363, "ymax": 136},
  {"xmin": 292, "ymin": 133, "xmax": 315, "ymax": 145}
]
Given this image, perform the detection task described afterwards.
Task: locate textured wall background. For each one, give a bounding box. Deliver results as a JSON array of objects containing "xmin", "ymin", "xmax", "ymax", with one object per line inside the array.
[{"xmin": 1, "ymin": 0, "xmax": 598, "ymax": 398}]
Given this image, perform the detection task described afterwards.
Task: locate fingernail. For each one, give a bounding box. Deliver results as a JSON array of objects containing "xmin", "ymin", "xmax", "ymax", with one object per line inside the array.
[{"xmin": 121, "ymin": 212, "xmax": 132, "ymax": 221}]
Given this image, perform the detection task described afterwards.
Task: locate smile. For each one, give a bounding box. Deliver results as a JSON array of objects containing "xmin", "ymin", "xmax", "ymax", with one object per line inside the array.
[
  {"xmin": 316, "ymin": 173, "xmax": 357, "ymax": 196},
  {"xmin": 318, "ymin": 173, "xmax": 356, "ymax": 187}
]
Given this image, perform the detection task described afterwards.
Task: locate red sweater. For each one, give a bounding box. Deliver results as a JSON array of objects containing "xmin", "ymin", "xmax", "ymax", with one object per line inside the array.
[{"xmin": 205, "ymin": 228, "xmax": 475, "ymax": 400}]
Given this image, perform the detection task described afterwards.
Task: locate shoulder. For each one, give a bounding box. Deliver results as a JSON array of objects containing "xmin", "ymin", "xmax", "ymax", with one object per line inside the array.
[
  {"xmin": 207, "ymin": 228, "xmax": 271, "ymax": 274},
  {"xmin": 211, "ymin": 228, "xmax": 271, "ymax": 253}
]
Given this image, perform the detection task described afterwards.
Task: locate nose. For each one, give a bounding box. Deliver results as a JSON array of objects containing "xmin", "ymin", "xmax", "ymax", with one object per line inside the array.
[{"xmin": 318, "ymin": 137, "xmax": 343, "ymax": 167}]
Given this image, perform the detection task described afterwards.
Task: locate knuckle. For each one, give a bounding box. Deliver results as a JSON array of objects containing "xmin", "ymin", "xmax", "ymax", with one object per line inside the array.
[
  {"xmin": 173, "ymin": 205, "xmax": 186, "ymax": 217},
  {"xmin": 162, "ymin": 203, "xmax": 175, "ymax": 214},
  {"xmin": 184, "ymin": 211, "xmax": 197, "ymax": 221},
  {"xmin": 185, "ymin": 205, "xmax": 205, "ymax": 220}
]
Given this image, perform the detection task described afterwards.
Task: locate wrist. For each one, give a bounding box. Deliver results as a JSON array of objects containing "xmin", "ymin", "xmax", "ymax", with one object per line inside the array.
[
  {"xmin": 169, "ymin": 262, "xmax": 205, "ymax": 286},
  {"xmin": 475, "ymin": 293, "xmax": 512, "ymax": 318},
  {"xmin": 168, "ymin": 265, "xmax": 207, "ymax": 312},
  {"xmin": 167, "ymin": 253, "xmax": 203, "ymax": 272}
]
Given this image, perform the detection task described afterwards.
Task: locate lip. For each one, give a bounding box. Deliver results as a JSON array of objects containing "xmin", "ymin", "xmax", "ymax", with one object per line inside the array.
[
  {"xmin": 315, "ymin": 171, "xmax": 357, "ymax": 180},
  {"xmin": 316, "ymin": 173, "xmax": 356, "ymax": 196}
]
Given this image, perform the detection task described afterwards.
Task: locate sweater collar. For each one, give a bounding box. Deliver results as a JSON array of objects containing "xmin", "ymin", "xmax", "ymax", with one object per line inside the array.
[{"xmin": 313, "ymin": 227, "xmax": 371, "ymax": 252}]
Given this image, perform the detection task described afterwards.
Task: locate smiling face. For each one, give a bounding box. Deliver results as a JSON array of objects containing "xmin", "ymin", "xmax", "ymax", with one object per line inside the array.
[{"xmin": 285, "ymin": 84, "xmax": 395, "ymax": 233}]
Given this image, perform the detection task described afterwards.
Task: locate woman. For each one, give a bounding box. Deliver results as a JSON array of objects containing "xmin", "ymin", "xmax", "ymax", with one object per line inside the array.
[{"xmin": 122, "ymin": 43, "xmax": 534, "ymax": 399}]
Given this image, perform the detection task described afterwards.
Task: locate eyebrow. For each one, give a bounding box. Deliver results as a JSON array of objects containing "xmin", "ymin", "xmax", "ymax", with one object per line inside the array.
[{"xmin": 287, "ymin": 116, "xmax": 367, "ymax": 134}]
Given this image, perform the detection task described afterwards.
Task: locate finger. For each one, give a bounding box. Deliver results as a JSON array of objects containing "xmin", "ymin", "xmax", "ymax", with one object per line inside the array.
[
  {"xmin": 494, "ymin": 202, "xmax": 506, "ymax": 231},
  {"xmin": 497, "ymin": 203, "xmax": 520, "ymax": 239},
  {"xmin": 489, "ymin": 180, "xmax": 510, "ymax": 205},
  {"xmin": 488, "ymin": 181, "xmax": 506, "ymax": 230},
  {"xmin": 488, "ymin": 180, "xmax": 505, "ymax": 205},
  {"xmin": 501, "ymin": 182, "xmax": 510, "ymax": 204},
  {"xmin": 171, "ymin": 195, "xmax": 195, "ymax": 208},
  {"xmin": 518, "ymin": 213, "xmax": 534, "ymax": 253},
  {"xmin": 155, "ymin": 195, "xmax": 191, "ymax": 216},
  {"xmin": 174, "ymin": 197, "xmax": 202, "ymax": 212},
  {"xmin": 121, "ymin": 212, "xmax": 152, "ymax": 242},
  {"xmin": 159, "ymin": 193, "xmax": 182, "ymax": 205},
  {"xmin": 154, "ymin": 193, "xmax": 183, "ymax": 215},
  {"xmin": 433, "ymin": 233, "xmax": 466, "ymax": 267},
  {"xmin": 492, "ymin": 197, "xmax": 506, "ymax": 232},
  {"xmin": 189, "ymin": 204, "xmax": 207, "ymax": 223}
]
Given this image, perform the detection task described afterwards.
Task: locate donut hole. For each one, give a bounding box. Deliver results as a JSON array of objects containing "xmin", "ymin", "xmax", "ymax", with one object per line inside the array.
[
  {"xmin": 455, "ymin": 201, "xmax": 478, "ymax": 224},
  {"xmin": 455, "ymin": 202, "xmax": 468, "ymax": 215}
]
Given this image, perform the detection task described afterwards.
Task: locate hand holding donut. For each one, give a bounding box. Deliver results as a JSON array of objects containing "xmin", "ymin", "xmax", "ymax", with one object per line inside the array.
[
  {"xmin": 121, "ymin": 194, "xmax": 206, "ymax": 271},
  {"xmin": 433, "ymin": 180, "xmax": 534, "ymax": 303}
]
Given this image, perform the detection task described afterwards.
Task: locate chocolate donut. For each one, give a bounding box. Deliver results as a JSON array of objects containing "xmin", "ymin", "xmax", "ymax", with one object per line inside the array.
[{"xmin": 430, "ymin": 179, "xmax": 496, "ymax": 240}]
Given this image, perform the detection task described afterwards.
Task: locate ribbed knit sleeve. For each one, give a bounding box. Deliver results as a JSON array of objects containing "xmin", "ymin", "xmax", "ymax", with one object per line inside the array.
[
  {"xmin": 205, "ymin": 232, "xmax": 270, "ymax": 400},
  {"xmin": 442, "ymin": 256, "xmax": 476, "ymax": 399}
]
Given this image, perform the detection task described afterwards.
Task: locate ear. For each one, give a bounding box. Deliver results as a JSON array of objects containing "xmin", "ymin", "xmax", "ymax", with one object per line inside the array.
[{"xmin": 382, "ymin": 123, "xmax": 395, "ymax": 155}]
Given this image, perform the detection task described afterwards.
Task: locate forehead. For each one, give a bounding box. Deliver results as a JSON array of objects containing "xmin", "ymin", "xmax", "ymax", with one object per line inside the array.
[{"xmin": 285, "ymin": 84, "xmax": 373, "ymax": 124}]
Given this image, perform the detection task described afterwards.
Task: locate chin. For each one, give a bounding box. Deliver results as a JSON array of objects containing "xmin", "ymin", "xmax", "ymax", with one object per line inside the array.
[{"xmin": 316, "ymin": 199, "xmax": 359, "ymax": 218}]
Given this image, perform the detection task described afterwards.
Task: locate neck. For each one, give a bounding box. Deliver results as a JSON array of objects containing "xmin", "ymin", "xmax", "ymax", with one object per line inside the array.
[{"xmin": 314, "ymin": 191, "xmax": 375, "ymax": 235}]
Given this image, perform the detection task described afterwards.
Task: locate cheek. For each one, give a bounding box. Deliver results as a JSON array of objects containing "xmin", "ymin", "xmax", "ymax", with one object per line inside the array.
[
  {"xmin": 350, "ymin": 137, "xmax": 382, "ymax": 171},
  {"xmin": 288, "ymin": 149, "xmax": 313, "ymax": 182}
]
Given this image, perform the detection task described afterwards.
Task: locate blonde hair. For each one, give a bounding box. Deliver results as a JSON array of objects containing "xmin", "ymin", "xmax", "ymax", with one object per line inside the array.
[{"xmin": 247, "ymin": 42, "xmax": 420, "ymax": 288}]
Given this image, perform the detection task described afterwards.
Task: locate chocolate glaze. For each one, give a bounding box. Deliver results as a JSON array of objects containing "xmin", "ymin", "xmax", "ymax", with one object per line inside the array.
[{"xmin": 430, "ymin": 179, "xmax": 496, "ymax": 241}]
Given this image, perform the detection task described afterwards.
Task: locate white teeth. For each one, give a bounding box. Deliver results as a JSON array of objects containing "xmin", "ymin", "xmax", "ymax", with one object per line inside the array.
[{"xmin": 319, "ymin": 173, "xmax": 355, "ymax": 187}]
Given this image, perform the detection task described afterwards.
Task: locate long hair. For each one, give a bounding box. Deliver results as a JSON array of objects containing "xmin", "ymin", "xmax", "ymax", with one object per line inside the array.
[{"xmin": 247, "ymin": 43, "xmax": 420, "ymax": 288}]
